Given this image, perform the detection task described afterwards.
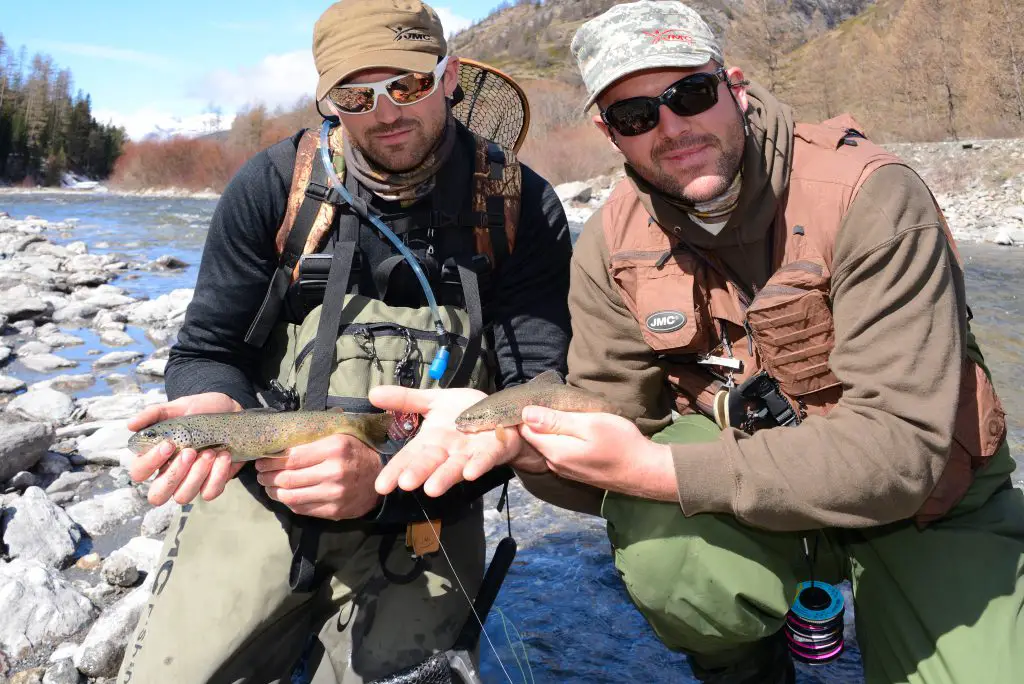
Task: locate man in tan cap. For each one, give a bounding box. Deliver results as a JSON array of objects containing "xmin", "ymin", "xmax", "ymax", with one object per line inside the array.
[
  {"xmin": 368, "ymin": 2, "xmax": 1024, "ymax": 683},
  {"xmin": 116, "ymin": 1, "xmax": 573, "ymax": 682}
]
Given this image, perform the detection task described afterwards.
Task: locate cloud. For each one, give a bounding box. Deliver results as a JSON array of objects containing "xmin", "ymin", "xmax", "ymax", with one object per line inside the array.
[
  {"xmin": 92, "ymin": 107, "xmax": 235, "ymax": 141},
  {"xmin": 188, "ymin": 50, "xmax": 317, "ymax": 113},
  {"xmin": 434, "ymin": 7, "xmax": 474, "ymax": 37},
  {"xmin": 36, "ymin": 41, "xmax": 175, "ymax": 70}
]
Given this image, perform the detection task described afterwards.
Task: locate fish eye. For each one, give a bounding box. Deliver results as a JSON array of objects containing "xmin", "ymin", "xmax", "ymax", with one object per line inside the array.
[{"xmin": 141, "ymin": 429, "xmax": 157, "ymax": 439}]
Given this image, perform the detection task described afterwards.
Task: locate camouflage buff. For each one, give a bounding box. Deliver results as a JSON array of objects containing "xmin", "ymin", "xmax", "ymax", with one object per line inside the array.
[
  {"xmin": 570, "ymin": 0, "xmax": 724, "ymax": 113},
  {"xmin": 343, "ymin": 109, "xmax": 458, "ymax": 203}
]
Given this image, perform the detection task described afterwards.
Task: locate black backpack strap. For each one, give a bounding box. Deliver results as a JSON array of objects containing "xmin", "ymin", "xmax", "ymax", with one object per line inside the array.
[
  {"xmin": 246, "ymin": 149, "xmax": 337, "ymax": 347},
  {"xmin": 483, "ymin": 142, "xmax": 510, "ymax": 269},
  {"xmin": 442, "ymin": 257, "xmax": 484, "ymax": 389},
  {"xmin": 303, "ymin": 237, "xmax": 358, "ymax": 411}
]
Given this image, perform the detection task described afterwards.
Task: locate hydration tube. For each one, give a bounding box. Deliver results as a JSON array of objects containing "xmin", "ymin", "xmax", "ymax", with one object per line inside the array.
[{"xmin": 318, "ymin": 119, "xmax": 450, "ymax": 380}]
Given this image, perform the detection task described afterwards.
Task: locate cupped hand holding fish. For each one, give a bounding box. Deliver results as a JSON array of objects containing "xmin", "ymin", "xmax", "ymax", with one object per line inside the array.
[
  {"xmin": 368, "ymin": 386, "xmax": 538, "ymax": 497},
  {"xmin": 127, "ymin": 392, "xmax": 246, "ymax": 506},
  {"xmin": 518, "ymin": 407, "xmax": 679, "ymax": 501}
]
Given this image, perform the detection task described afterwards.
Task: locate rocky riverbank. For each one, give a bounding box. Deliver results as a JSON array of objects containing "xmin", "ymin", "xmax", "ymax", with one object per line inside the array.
[
  {"xmin": 557, "ymin": 137, "xmax": 1024, "ymax": 246},
  {"xmin": 0, "ymin": 211, "xmax": 194, "ymax": 683}
]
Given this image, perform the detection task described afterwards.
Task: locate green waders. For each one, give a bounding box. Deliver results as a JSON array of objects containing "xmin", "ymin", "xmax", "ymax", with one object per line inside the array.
[
  {"xmin": 116, "ymin": 472, "xmax": 484, "ymax": 684},
  {"xmin": 602, "ymin": 413, "xmax": 1024, "ymax": 684}
]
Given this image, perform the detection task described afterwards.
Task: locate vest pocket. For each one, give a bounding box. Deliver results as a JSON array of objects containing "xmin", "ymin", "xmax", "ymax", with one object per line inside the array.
[
  {"xmin": 745, "ymin": 285, "xmax": 841, "ymax": 397},
  {"xmin": 610, "ymin": 252, "xmax": 708, "ymax": 352}
]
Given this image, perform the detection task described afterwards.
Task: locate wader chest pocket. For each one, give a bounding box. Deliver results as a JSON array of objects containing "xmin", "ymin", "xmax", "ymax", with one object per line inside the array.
[{"xmin": 745, "ymin": 285, "xmax": 841, "ymax": 397}]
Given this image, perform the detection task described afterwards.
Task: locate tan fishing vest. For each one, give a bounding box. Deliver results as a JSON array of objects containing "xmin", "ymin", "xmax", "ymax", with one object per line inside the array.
[{"xmin": 603, "ymin": 114, "xmax": 1007, "ymax": 526}]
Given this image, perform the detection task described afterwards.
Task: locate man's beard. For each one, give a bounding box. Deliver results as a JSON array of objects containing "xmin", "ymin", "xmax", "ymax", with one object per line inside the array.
[
  {"xmin": 637, "ymin": 121, "xmax": 745, "ymax": 204},
  {"xmin": 353, "ymin": 115, "xmax": 445, "ymax": 173}
]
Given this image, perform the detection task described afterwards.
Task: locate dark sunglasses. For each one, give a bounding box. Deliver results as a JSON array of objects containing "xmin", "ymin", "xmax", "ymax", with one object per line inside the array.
[{"xmin": 601, "ymin": 67, "xmax": 732, "ymax": 137}]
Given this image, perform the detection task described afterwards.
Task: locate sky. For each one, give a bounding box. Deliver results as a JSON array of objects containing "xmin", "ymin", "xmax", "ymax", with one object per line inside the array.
[{"xmin": 0, "ymin": 0, "xmax": 502, "ymax": 140}]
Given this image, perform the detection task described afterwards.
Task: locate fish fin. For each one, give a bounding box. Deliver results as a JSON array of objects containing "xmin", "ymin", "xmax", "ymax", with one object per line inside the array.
[
  {"xmin": 526, "ymin": 369, "xmax": 564, "ymax": 386},
  {"xmin": 326, "ymin": 407, "xmax": 348, "ymax": 414},
  {"xmin": 494, "ymin": 424, "xmax": 507, "ymax": 444}
]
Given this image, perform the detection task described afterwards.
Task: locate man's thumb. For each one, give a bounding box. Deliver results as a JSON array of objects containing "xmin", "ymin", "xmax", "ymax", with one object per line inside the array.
[
  {"xmin": 521, "ymin": 406, "xmax": 580, "ymax": 437},
  {"xmin": 368, "ymin": 385, "xmax": 438, "ymax": 414}
]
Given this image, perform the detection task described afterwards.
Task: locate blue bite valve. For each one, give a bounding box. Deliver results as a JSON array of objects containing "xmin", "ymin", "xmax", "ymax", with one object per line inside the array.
[{"xmin": 428, "ymin": 347, "xmax": 450, "ymax": 380}]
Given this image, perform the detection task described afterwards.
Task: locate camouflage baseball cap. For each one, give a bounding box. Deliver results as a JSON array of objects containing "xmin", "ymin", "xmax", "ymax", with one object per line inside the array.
[
  {"xmin": 571, "ymin": 1, "xmax": 723, "ymax": 113},
  {"xmin": 313, "ymin": 0, "xmax": 448, "ymax": 101}
]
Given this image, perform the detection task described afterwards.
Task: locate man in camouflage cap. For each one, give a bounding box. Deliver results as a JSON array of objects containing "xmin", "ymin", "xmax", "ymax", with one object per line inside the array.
[
  {"xmin": 116, "ymin": 1, "xmax": 573, "ymax": 682},
  {"xmin": 511, "ymin": 2, "xmax": 1024, "ymax": 684}
]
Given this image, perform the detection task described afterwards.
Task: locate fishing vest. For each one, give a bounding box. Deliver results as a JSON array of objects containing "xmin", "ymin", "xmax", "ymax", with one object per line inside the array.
[{"xmin": 603, "ymin": 114, "xmax": 1008, "ymax": 527}]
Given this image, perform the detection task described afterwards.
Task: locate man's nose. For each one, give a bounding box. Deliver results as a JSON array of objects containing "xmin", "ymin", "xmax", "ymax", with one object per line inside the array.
[
  {"xmin": 373, "ymin": 94, "xmax": 403, "ymax": 125},
  {"xmin": 656, "ymin": 103, "xmax": 693, "ymax": 138}
]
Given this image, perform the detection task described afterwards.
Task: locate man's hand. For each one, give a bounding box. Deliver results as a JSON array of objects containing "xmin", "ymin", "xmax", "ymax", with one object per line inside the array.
[
  {"xmin": 368, "ymin": 386, "xmax": 525, "ymax": 497},
  {"xmin": 254, "ymin": 435, "xmax": 382, "ymax": 520},
  {"xmin": 127, "ymin": 392, "xmax": 245, "ymax": 506},
  {"xmin": 518, "ymin": 407, "xmax": 678, "ymax": 502}
]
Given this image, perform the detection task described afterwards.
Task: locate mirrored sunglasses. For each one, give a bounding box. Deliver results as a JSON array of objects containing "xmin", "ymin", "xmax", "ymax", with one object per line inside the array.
[{"xmin": 327, "ymin": 55, "xmax": 450, "ymax": 115}]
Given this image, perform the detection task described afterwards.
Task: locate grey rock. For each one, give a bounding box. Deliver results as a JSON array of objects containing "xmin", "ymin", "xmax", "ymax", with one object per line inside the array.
[
  {"xmin": 9, "ymin": 668, "xmax": 45, "ymax": 684},
  {"xmin": 135, "ymin": 358, "xmax": 166, "ymax": 377},
  {"xmin": 18, "ymin": 354, "xmax": 77, "ymax": 373},
  {"xmin": 11, "ymin": 320, "xmax": 35, "ymax": 333},
  {"xmin": 79, "ymin": 581, "xmax": 117, "ymax": 605},
  {"xmin": 48, "ymin": 642, "xmax": 79, "ymax": 663},
  {"xmin": 93, "ymin": 351, "xmax": 144, "ymax": 369},
  {"xmin": 97, "ymin": 330, "xmax": 133, "ymax": 347},
  {"xmin": 48, "ymin": 490, "xmax": 75, "ymax": 506},
  {"xmin": 34, "ymin": 452, "xmax": 71, "ymax": 476},
  {"xmin": 0, "ymin": 346, "xmax": 12, "ymax": 363},
  {"xmin": 7, "ymin": 471, "xmax": 37, "ymax": 490},
  {"xmin": 140, "ymin": 500, "xmax": 178, "ymax": 537},
  {"xmin": 75, "ymin": 422, "xmax": 133, "ymax": 466},
  {"xmin": 0, "ymin": 375, "xmax": 25, "ymax": 393},
  {"xmin": 106, "ymin": 536, "xmax": 163, "ymax": 577},
  {"xmin": 555, "ymin": 180, "xmax": 593, "ymax": 204},
  {"xmin": 0, "ymin": 422, "xmax": 55, "ymax": 482},
  {"xmin": 38, "ymin": 333, "xmax": 85, "ymax": 348},
  {"xmin": 0, "ymin": 559, "xmax": 96, "ymax": 659},
  {"xmin": 42, "ymin": 659, "xmax": 82, "ymax": 684},
  {"xmin": 65, "ymin": 487, "xmax": 146, "ymax": 536},
  {"xmin": 78, "ymin": 392, "xmax": 164, "ymax": 422},
  {"xmin": 16, "ymin": 341, "xmax": 51, "ymax": 356},
  {"xmin": 51, "ymin": 303, "xmax": 98, "ymax": 323},
  {"xmin": 126, "ymin": 289, "xmax": 192, "ymax": 325},
  {"xmin": 73, "ymin": 576, "xmax": 153, "ymax": 678},
  {"xmin": 36, "ymin": 374, "xmax": 95, "ymax": 393},
  {"xmin": 104, "ymin": 374, "xmax": 140, "ymax": 395},
  {"xmin": 6, "ymin": 389, "xmax": 76, "ymax": 425},
  {"xmin": 148, "ymin": 255, "xmax": 188, "ymax": 270},
  {"xmin": 45, "ymin": 471, "xmax": 100, "ymax": 495},
  {"xmin": 0, "ymin": 289, "xmax": 53, "ymax": 322},
  {"xmin": 0, "ymin": 486, "xmax": 81, "ymax": 568},
  {"xmin": 100, "ymin": 554, "xmax": 139, "ymax": 587},
  {"xmin": 67, "ymin": 273, "xmax": 109, "ymax": 287}
]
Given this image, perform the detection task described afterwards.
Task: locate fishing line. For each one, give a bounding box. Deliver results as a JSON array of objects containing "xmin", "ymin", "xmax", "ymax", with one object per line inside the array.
[
  {"xmin": 414, "ymin": 494, "xmax": 518, "ymax": 684},
  {"xmin": 496, "ymin": 607, "xmax": 535, "ymax": 684}
]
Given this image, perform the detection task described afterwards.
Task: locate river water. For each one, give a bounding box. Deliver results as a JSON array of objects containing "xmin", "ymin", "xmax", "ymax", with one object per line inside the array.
[{"xmin": 0, "ymin": 191, "xmax": 1021, "ymax": 684}]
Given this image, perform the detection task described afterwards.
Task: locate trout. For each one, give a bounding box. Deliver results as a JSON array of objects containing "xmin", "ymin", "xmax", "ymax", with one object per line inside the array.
[
  {"xmin": 127, "ymin": 408, "xmax": 419, "ymax": 462},
  {"xmin": 455, "ymin": 370, "xmax": 620, "ymax": 442}
]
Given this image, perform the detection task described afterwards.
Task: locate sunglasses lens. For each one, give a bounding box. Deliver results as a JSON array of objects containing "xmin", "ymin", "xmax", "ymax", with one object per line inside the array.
[
  {"xmin": 386, "ymin": 71, "xmax": 437, "ymax": 105},
  {"xmin": 329, "ymin": 86, "xmax": 375, "ymax": 113},
  {"xmin": 666, "ymin": 75, "xmax": 719, "ymax": 117},
  {"xmin": 606, "ymin": 99, "xmax": 660, "ymax": 137}
]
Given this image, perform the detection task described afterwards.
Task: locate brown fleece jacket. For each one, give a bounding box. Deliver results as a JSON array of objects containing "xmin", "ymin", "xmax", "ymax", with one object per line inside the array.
[{"xmin": 519, "ymin": 84, "xmax": 967, "ymax": 530}]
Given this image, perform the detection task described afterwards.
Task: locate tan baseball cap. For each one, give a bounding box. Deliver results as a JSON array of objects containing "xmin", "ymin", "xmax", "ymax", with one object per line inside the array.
[{"xmin": 313, "ymin": 0, "xmax": 448, "ymax": 100}]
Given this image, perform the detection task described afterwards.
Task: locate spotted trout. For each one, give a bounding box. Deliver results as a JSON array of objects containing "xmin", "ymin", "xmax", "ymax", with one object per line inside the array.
[
  {"xmin": 127, "ymin": 408, "xmax": 418, "ymax": 462},
  {"xmin": 455, "ymin": 370, "xmax": 620, "ymax": 441}
]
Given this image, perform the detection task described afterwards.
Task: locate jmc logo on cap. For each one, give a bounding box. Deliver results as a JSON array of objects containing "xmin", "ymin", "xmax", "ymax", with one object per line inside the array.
[{"xmin": 646, "ymin": 310, "xmax": 687, "ymax": 333}]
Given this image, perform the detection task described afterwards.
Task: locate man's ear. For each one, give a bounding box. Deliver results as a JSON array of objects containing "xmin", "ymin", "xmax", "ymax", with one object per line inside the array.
[
  {"xmin": 592, "ymin": 114, "xmax": 621, "ymax": 150},
  {"xmin": 725, "ymin": 66, "xmax": 749, "ymax": 112},
  {"xmin": 443, "ymin": 56, "xmax": 460, "ymax": 97}
]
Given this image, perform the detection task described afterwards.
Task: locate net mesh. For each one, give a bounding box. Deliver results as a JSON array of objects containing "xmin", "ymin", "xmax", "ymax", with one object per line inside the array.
[{"xmin": 452, "ymin": 59, "xmax": 530, "ymax": 153}]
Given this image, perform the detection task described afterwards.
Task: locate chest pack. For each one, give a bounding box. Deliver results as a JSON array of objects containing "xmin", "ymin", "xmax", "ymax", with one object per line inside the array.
[
  {"xmin": 603, "ymin": 114, "xmax": 1010, "ymax": 527},
  {"xmin": 248, "ymin": 123, "xmax": 522, "ymax": 413}
]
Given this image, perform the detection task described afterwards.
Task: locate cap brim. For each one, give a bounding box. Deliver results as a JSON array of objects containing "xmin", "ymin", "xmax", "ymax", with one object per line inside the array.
[
  {"xmin": 316, "ymin": 50, "xmax": 440, "ymax": 100},
  {"xmin": 580, "ymin": 53, "xmax": 713, "ymax": 115}
]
